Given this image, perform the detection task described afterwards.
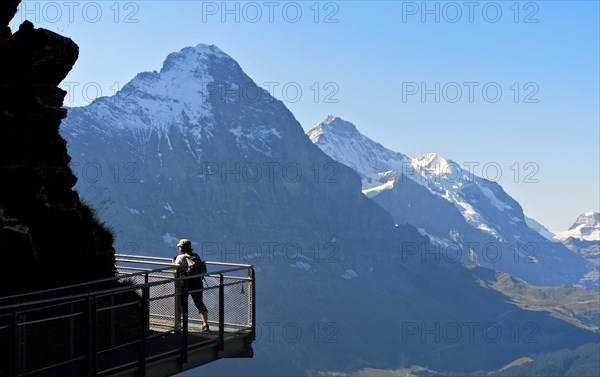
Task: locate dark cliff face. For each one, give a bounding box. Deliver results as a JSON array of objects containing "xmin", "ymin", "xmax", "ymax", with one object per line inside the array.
[{"xmin": 0, "ymin": 1, "xmax": 115, "ymax": 294}]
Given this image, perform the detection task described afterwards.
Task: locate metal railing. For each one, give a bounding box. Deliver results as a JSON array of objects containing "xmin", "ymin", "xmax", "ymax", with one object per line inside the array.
[{"xmin": 0, "ymin": 254, "xmax": 256, "ymax": 376}]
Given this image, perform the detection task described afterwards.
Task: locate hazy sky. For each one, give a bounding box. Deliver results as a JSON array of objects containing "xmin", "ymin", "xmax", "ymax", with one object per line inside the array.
[{"xmin": 10, "ymin": 1, "xmax": 599, "ymax": 231}]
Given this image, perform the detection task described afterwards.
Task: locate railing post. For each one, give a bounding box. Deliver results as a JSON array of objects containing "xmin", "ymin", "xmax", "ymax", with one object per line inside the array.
[
  {"xmin": 181, "ymin": 279, "xmax": 189, "ymax": 368},
  {"xmin": 251, "ymin": 267, "xmax": 256, "ymax": 341},
  {"xmin": 174, "ymin": 269, "xmax": 182, "ymax": 331},
  {"xmin": 219, "ymin": 274, "xmax": 225, "ymax": 352},
  {"xmin": 9, "ymin": 310, "xmax": 17, "ymax": 377},
  {"xmin": 109, "ymin": 294, "xmax": 115, "ymax": 348},
  {"xmin": 139, "ymin": 286, "xmax": 149, "ymax": 377},
  {"xmin": 88, "ymin": 296, "xmax": 97, "ymax": 377},
  {"xmin": 16, "ymin": 312, "xmax": 26, "ymax": 373},
  {"xmin": 70, "ymin": 301, "xmax": 76, "ymax": 360}
]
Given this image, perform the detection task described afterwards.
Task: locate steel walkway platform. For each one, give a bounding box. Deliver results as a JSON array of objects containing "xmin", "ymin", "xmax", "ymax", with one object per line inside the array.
[{"xmin": 0, "ymin": 254, "xmax": 256, "ymax": 376}]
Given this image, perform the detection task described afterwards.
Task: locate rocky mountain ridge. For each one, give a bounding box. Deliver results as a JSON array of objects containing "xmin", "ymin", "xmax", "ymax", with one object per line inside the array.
[{"xmin": 0, "ymin": 0, "xmax": 115, "ymax": 294}]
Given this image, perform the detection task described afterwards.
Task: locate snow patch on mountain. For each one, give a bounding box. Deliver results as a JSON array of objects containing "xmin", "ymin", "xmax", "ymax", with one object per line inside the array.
[
  {"xmin": 412, "ymin": 152, "xmax": 457, "ymax": 178},
  {"xmin": 229, "ymin": 125, "xmax": 281, "ymax": 157},
  {"xmin": 411, "ymin": 157, "xmax": 503, "ymax": 239},
  {"xmin": 363, "ymin": 179, "xmax": 395, "ymax": 198},
  {"xmin": 162, "ymin": 232, "xmax": 179, "ymax": 246},
  {"xmin": 479, "ymin": 185, "xmax": 512, "ymax": 212},
  {"xmin": 341, "ymin": 269, "xmax": 358, "ymax": 280}
]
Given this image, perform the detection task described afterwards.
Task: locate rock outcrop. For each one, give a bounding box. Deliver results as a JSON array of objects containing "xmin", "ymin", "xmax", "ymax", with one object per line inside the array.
[{"xmin": 0, "ymin": 1, "xmax": 115, "ymax": 294}]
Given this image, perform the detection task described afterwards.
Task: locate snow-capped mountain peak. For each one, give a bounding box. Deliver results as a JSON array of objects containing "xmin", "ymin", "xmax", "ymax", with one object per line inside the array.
[
  {"xmin": 162, "ymin": 44, "xmax": 227, "ymax": 71},
  {"xmin": 413, "ymin": 152, "xmax": 445, "ymax": 168},
  {"xmin": 570, "ymin": 212, "xmax": 600, "ymax": 230},
  {"xmin": 307, "ymin": 116, "xmax": 409, "ymax": 190},
  {"xmin": 64, "ymin": 43, "xmax": 287, "ymax": 160},
  {"xmin": 411, "ymin": 152, "xmax": 460, "ymax": 178},
  {"xmin": 308, "ymin": 115, "xmax": 361, "ymax": 142},
  {"xmin": 66, "ymin": 43, "xmax": 234, "ymax": 141},
  {"xmin": 121, "ymin": 43, "xmax": 229, "ymax": 101},
  {"xmin": 555, "ymin": 212, "xmax": 600, "ymax": 241},
  {"xmin": 324, "ymin": 114, "xmax": 336, "ymax": 123}
]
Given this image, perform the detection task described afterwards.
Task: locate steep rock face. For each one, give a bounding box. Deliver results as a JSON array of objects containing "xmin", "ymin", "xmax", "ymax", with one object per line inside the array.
[{"xmin": 0, "ymin": 1, "xmax": 115, "ymax": 294}]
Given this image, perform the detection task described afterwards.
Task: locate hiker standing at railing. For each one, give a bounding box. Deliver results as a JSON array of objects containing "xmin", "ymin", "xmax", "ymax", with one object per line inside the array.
[{"xmin": 173, "ymin": 239, "xmax": 210, "ymax": 332}]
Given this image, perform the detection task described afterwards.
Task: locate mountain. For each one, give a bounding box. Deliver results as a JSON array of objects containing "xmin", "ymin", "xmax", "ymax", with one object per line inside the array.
[
  {"xmin": 62, "ymin": 45, "xmax": 405, "ymax": 258},
  {"xmin": 524, "ymin": 216, "xmax": 557, "ymax": 242},
  {"xmin": 333, "ymin": 343, "xmax": 600, "ymax": 377},
  {"xmin": 308, "ymin": 116, "xmax": 593, "ymax": 288},
  {"xmin": 307, "ymin": 115, "xmax": 410, "ymax": 191},
  {"xmin": 555, "ymin": 212, "xmax": 600, "ymax": 242},
  {"xmin": 553, "ymin": 212, "xmax": 600, "ymax": 287},
  {"xmin": 62, "ymin": 45, "xmax": 598, "ymax": 375}
]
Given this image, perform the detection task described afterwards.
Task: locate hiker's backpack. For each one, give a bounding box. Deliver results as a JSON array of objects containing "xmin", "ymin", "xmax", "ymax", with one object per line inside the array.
[{"xmin": 184, "ymin": 252, "xmax": 207, "ymax": 276}]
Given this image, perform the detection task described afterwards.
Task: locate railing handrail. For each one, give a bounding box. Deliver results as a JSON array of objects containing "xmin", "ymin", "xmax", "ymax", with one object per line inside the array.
[
  {"xmin": 0, "ymin": 266, "xmax": 173, "ymax": 305},
  {"xmin": 115, "ymin": 254, "xmax": 172, "ymax": 262},
  {"xmin": 116, "ymin": 254, "xmax": 254, "ymax": 268},
  {"xmin": 0, "ymin": 262, "xmax": 252, "ymax": 311},
  {"xmin": 115, "ymin": 258, "xmax": 173, "ymax": 267},
  {"xmin": 0, "ymin": 253, "xmax": 252, "ymax": 306}
]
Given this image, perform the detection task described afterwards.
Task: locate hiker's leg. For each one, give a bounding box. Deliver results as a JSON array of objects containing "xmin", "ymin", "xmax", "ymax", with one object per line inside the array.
[
  {"xmin": 200, "ymin": 310, "xmax": 209, "ymax": 326},
  {"xmin": 198, "ymin": 289, "xmax": 209, "ymax": 329},
  {"xmin": 190, "ymin": 278, "xmax": 209, "ymax": 330}
]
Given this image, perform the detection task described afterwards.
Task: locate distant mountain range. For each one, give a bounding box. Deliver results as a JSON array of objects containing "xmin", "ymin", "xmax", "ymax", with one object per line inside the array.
[
  {"xmin": 62, "ymin": 44, "xmax": 598, "ymax": 375},
  {"xmin": 554, "ymin": 212, "xmax": 600, "ymax": 242},
  {"xmin": 550, "ymin": 212, "xmax": 600, "ymax": 286},
  {"xmin": 526, "ymin": 212, "xmax": 600, "ymax": 244},
  {"xmin": 308, "ymin": 116, "xmax": 595, "ymax": 288}
]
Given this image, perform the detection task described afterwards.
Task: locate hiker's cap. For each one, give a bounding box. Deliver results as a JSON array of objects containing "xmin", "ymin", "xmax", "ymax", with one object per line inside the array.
[{"xmin": 177, "ymin": 239, "xmax": 191, "ymax": 248}]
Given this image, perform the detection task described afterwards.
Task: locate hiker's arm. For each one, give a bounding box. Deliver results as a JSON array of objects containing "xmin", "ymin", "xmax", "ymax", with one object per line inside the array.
[{"xmin": 173, "ymin": 254, "xmax": 187, "ymax": 270}]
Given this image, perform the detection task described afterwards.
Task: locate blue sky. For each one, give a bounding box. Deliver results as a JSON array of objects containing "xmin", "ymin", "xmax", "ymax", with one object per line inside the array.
[{"xmin": 10, "ymin": 1, "xmax": 599, "ymax": 231}]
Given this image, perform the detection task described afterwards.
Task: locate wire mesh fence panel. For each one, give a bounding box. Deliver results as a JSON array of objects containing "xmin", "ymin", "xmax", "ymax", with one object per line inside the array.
[
  {"xmin": 94, "ymin": 287, "xmax": 144, "ymax": 375},
  {"xmin": 223, "ymin": 279, "xmax": 252, "ymax": 332},
  {"xmin": 148, "ymin": 282, "xmax": 178, "ymax": 335},
  {"xmin": 0, "ymin": 313, "xmax": 10, "ymax": 376},
  {"xmin": 146, "ymin": 278, "xmax": 187, "ymax": 360},
  {"xmin": 96, "ymin": 288, "xmax": 142, "ymax": 353},
  {"xmin": 15, "ymin": 299, "xmax": 88, "ymax": 375}
]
